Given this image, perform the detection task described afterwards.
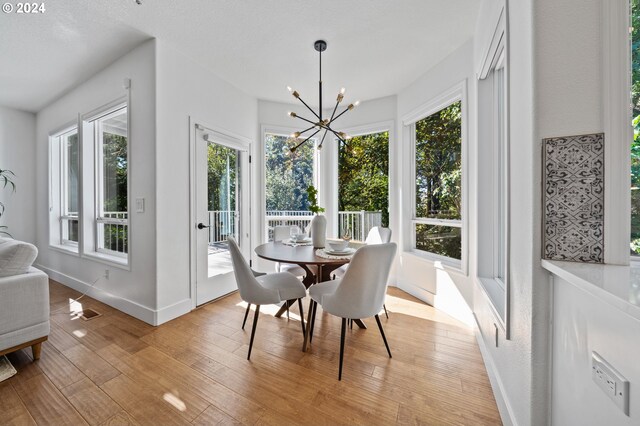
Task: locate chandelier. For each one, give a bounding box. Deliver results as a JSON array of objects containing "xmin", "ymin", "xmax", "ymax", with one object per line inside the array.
[{"xmin": 287, "ymin": 40, "xmax": 359, "ymax": 152}]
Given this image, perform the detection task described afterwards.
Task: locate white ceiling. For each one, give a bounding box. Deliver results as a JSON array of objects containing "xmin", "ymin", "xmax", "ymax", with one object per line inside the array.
[{"xmin": 0, "ymin": 0, "xmax": 480, "ymax": 113}]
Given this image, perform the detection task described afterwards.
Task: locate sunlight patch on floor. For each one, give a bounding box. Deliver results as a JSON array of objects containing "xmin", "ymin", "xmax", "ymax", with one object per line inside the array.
[
  {"xmin": 163, "ymin": 392, "xmax": 187, "ymax": 412},
  {"xmin": 235, "ymin": 300, "xmax": 303, "ymax": 322}
]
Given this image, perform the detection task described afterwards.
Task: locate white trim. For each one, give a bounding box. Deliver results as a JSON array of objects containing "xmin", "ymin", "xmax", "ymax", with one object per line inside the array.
[
  {"xmin": 402, "ymin": 80, "xmax": 467, "ymax": 125},
  {"xmin": 155, "ymin": 298, "xmax": 192, "ymax": 325},
  {"xmin": 603, "ymin": 0, "xmax": 632, "ymax": 265},
  {"xmin": 474, "ymin": 316, "xmax": 517, "ymax": 426},
  {"xmin": 477, "ymin": 6, "xmax": 506, "ymax": 80},
  {"xmin": 81, "ymin": 251, "xmax": 130, "ymax": 270}
]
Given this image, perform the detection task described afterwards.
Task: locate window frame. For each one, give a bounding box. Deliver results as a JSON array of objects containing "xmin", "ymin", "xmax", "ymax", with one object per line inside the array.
[
  {"xmin": 60, "ymin": 128, "xmax": 80, "ymax": 247},
  {"xmin": 80, "ymin": 96, "xmax": 131, "ymax": 268},
  {"xmin": 403, "ymin": 81, "xmax": 468, "ymax": 273},
  {"xmin": 49, "ymin": 123, "xmax": 80, "ymax": 254}
]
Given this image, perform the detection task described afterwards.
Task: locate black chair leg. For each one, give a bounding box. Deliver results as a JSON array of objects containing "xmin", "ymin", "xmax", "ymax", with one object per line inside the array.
[
  {"xmin": 242, "ymin": 304, "xmax": 251, "ymax": 330},
  {"xmin": 286, "ymin": 301, "xmax": 290, "ymax": 320},
  {"xmin": 297, "ymin": 298, "xmax": 306, "ymax": 336},
  {"xmin": 375, "ymin": 314, "xmax": 392, "ymax": 358},
  {"xmin": 247, "ymin": 305, "xmax": 260, "ymax": 360},
  {"xmin": 339, "ymin": 318, "xmax": 347, "ymax": 380},
  {"xmin": 309, "ymin": 299, "xmax": 318, "ymax": 343},
  {"xmin": 303, "ymin": 299, "xmax": 314, "ymax": 352},
  {"xmin": 349, "ymin": 318, "xmax": 353, "ymax": 329},
  {"xmin": 383, "ymin": 304, "xmax": 389, "ymax": 319}
]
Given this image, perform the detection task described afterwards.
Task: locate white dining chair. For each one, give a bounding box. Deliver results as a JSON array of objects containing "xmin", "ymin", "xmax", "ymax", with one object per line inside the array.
[
  {"xmin": 227, "ymin": 237, "xmax": 307, "ymax": 360},
  {"xmin": 304, "ymin": 242, "xmax": 397, "ymax": 380},
  {"xmin": 332, "ymin": 226, "xmax": 392, "ymax": 318}
]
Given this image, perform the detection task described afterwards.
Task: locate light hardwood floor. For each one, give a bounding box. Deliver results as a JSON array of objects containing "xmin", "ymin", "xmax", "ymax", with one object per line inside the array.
[{"xmin": 1, "ymin": 280, "xmax": 501, "ymax": 425}]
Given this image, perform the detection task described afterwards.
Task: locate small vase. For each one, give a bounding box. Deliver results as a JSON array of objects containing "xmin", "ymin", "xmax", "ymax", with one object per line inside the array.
[{"xmin": 310, "ymin": 214, "xmax": 326, "ymax": 248}]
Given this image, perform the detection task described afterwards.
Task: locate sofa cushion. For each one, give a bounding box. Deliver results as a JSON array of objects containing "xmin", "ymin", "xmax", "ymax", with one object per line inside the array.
[{"xmin": 0, "ymin": 238, "xmax": 38, "ymax": 278}]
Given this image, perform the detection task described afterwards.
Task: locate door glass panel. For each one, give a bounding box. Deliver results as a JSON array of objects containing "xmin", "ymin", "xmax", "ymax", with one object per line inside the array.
[{"xmin": 207, "ymin": 142, "xmax": 239, "ymax": 278}]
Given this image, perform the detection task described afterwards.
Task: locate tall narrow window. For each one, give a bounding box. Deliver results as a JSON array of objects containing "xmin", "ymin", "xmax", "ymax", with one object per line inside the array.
[
  {"xmin": 62, "ymin": 129, "xmax": 79, "ymax": 244},
  {"xmin": 264, "ymin": 132, "xmax": 317, "ymax": 241},
  {"xmin": 413, "ymin": 101, "xmax": 463, "ymax": 260},
  {"xmin": 94, "ymin": 106, "xmax": 128, "ymax": 256},
  {"xmin": 338, "ymin": 131, "xmax": 389, "ymax": 242},
  {"xmin": 631, "ymin": 0, "xmax": 640, "ymax": 255},
  {"xmin": 50, "ymin": 126, "xmax": 79, "ymax": 250}
]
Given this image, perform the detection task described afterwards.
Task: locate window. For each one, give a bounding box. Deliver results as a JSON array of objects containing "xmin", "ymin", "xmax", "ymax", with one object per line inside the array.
[
  {"xmin": 494, "ymin": 55, "xmax": 507, "ymax": 284},
  {"xmin": 413, "ymin": 101, "xmax": 463, "ymax": 261},
  {"xmin": 338, "ymin": 131, "xmax": 389, "ymax": 242},
  {"xmin": 631, "ymin": 0, "xmax": 640, "ymax": 255},
  {"xmin": 48, "ymin": 98, "xmax": 130, "ymax": 266},
  {"xmin": 263, "ymin": 132, "xmax": 318, "ymax": 241},
  {"xmin": 91, "ymin": 106, "xmax": 129, "ymax": 257},
  {"xmin": 50, "ymin": 126, "xmax": 79, "ymax": 250}
]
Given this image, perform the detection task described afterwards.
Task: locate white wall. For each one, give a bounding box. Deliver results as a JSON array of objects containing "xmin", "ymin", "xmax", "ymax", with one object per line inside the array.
[
  {"xmin": 35, "ymin": 39, "xmax": 158, "ymax": 323},
  {"xmin": 396, "ymin": 39, "xmax": 476, "ymax": 327},
  {"xmin": 155, "ymin": 41, "xmax": 257, "ymax": 320},
  {"xmin": 0, "ymin": 106, "xmax": 36, "ymax": 243},
  {"xmin": 551, "ymin": 275, "xmax": 640, "ymax": 425}
]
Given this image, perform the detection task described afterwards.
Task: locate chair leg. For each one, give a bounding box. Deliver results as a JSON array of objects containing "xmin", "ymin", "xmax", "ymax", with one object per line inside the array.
[
  {"xmin": 303, "ymin": 299, "xmax": 315, "ymax": 352},
  {"xmin": 349, "ymin": 318, "xmax": 353, "ymax": 329},
  {"xmin": 383, "ymin": 304, "xmax": 389, "ymax": 319},
  {"xmin": 297, "ymin": 298, "xmax": 306, "ymax": 336},
  {"xmin": 375, "ymin": 314, "xmax": 392, "ymax": 358},
  {"xmin": 309, "ymin": 300, "xmax": 318, "ymax": 343},
  {"xmin": 286, "ymin": 301, "xmax": 290, "ymax": 320},
  {"xmin": 248, "ymin": 305, "xmax": 260, "ymax": 360},
  {"xmin": 339, "ymin": 318, "xmax": 347, "ymax": 380},
  {"xmin": 242, "ymin": 304, "xmax": 251, "ymax": 330}
]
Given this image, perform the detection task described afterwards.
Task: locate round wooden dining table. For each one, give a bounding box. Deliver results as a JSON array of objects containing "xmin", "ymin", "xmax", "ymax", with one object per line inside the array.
[{"xmin": 254, "ymin": 241, "xmax": 366, "ymax": 328}]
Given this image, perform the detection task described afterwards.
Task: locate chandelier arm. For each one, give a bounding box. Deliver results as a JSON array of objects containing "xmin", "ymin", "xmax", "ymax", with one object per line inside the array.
[
  {"xmin": 323, "ymin": 126, "xmax": 347, "ymax": 143},
  {"xmin": 293, "ymin": 114, "xmax": 320, "ymax": 127},
  {"xmin": 329, "ymin": 99, "xmax": 340, "ymax": 122},
  {"xmin": 296, "ymin": 96, "xmax": 321, "ymax": 120},
  {"xmin": 317, "ymin": 129, "xmax": 329, "ymax": 148},
  {"xmin": 291, "ymin": 129, "xmax": 321, "ymax": 152},
  {"xmin": 327, "ymin": 106, "xmax": 352, "ymax": 124},
  {"xmin": 297, "ymin": 125, "xmax": 317, "ymax": 136}
]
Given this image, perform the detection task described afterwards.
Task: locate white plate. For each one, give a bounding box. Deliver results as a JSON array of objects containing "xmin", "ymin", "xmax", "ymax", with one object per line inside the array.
[{"xmin": 324, "ymin": 247, "xmax": 355, "ymax": 255}]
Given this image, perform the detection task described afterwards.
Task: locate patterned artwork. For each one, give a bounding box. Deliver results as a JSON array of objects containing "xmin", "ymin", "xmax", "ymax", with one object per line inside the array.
[{"xmin": 543, "ymin": 133, "xmax": 604, "ymax": 263}]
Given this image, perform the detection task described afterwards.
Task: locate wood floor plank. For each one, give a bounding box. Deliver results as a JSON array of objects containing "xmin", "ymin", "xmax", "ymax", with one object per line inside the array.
[
  {"xmin": 18, "ymin": 280, "xmax": 501, "ymax": 426},
  {"xmin": 0, "ymin": 381, "xmax": 36, "ymax": 425},
  {"xmin": 62, "ymin": 343, "xmax": 121, "ymax": 386},
  {"xmin": 100, "ymin": 374, "xmax": 191, "ymax": 426},
  {"xmin": 36, "ymin": 341, "xmax": 85, "ymax": 390},
  {"xmin": 60, "ymin": 378, "xmax": 124, "ymax": 426},
  {"xmin": 11, "ymin": 373, "xmax": 88, "ymax": 425}
]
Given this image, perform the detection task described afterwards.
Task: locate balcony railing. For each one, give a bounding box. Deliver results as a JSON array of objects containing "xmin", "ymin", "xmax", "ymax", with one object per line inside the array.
[
  {"xmin": 98, "ymin": 212, "xmax": 128, "ymax": 256},
  {"xmin": 262, "ymin": 210, "xmax": 383, "ymax": 243},
  {"xmin": 338, "ymin": 211, "xmax": 383, "ymax": 242},
  {"xmin": 208, "ymin": 210, "xmax": 238, "ymax": 244}
]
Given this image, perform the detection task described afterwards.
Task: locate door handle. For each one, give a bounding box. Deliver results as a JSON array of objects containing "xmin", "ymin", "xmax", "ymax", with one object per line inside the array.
[{"xmin": 197, "ymin": 223, "xmax": 210, "ymax": 230}]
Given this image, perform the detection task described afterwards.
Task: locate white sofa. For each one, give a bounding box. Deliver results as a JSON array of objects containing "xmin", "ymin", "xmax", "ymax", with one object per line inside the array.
[{"xmin": 0, "ymin": 238, "xmax": 49, "ymax": 360}]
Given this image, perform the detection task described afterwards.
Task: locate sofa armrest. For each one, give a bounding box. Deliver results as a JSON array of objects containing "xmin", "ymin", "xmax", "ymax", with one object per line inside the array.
[{"xmin": 0, "ymin": 268, "xmax": 49, "ymax": 336}]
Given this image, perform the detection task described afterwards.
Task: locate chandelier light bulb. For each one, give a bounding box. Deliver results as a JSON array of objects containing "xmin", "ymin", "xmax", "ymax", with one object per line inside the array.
[
  {"xmin": 340, "ymin": 87, "xmax": 346, "ymax": 95},
  {"xmin": 354, "ymin": 100, "xmax": 360, "ymax": 107},
  {"xmin": 291, "ymin": 132, "xmax": 301, "ymax": 138},
  {"xmin": 287, "ymin": 86, "xmax": 293, "ymax": 92},
  {"xmin": 287, "ymin": 111, "xmax": 297, "ymax": 118}
]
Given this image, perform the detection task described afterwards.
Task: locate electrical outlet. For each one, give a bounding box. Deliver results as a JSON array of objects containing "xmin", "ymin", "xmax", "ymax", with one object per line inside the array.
[
  {"xmin": 591, "ymin": 351, "xmax": 629, "ymax": 416},
  {"xmin": 104, "ymin": 269, "xmax": 110, "ymax": 280}
]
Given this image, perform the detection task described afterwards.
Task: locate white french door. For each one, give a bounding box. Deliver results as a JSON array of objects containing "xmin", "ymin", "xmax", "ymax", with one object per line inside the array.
[{"xmin": 195, "ymin": 125, "xmax": 251, "ymax": 306}]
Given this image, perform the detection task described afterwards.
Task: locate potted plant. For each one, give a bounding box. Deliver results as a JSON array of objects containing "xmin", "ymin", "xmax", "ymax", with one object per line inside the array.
[
  {"xmin": 307, "ymin": 185, "xmax": 326, "ymax": 248},
  {"xmin": 0, "ymin": 169, "xmax": 16, "ymax": 237}
]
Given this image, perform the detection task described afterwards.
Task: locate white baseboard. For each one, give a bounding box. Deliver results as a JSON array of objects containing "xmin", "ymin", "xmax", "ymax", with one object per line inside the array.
[
  {"xmin": 473, "ymin": 315, "xmax": 517, "ymax": 426},
  {"xmin": 397, "ymin": 280, "xmax": 436, "ymax": 306},
  {"xmin": 156, "ymin": 298, "xmax": 192, "ymax": 325},
  {"xmin": 36, "ymin": 264, "xmax": 193, "ymax": 326}
]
